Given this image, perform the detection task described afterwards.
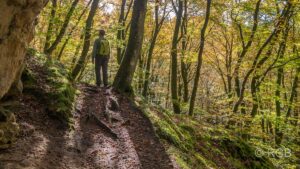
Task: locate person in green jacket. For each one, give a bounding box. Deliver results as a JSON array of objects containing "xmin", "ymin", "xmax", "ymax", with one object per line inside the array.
[{"xmin": 92, "ymin": 29, "xmax": 111, "ymax": 87}]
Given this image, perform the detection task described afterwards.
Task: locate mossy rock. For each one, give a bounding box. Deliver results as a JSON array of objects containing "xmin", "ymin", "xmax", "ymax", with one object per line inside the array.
[
  {"xmin": 43, "ymin": 65, "xmax": 75, "ymax": 125},
  {"xmin": 0, "ymin": 110, "xmax": 19, "ymax": 149}
]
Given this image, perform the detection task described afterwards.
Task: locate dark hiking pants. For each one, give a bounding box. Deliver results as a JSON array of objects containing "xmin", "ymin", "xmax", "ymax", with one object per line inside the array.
[{"xmin": 95, "ymin": 55, "xmax": 109, "ymax": 86}]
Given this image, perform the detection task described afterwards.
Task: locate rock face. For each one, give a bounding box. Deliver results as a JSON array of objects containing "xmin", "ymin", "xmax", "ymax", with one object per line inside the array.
[
  {"xmin": 0, "ymin": 0, "xmax": 47, "ymax": 100},
  {"xmin": 0, "ymin": 0, "xmax": 47, "ymax": 149}
]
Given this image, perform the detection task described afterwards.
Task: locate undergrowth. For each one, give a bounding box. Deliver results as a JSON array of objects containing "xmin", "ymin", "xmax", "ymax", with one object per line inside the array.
[
  {"xmin": 22, "ymin": 48, "xmax": 76, "ymax": 126},
  {"xmin": 135, "ymin": 98, "xmax": 278, "ymax": 169}
]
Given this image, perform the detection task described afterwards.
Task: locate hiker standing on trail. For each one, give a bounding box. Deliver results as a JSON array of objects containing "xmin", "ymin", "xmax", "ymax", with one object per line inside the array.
[{"xmin": 92, "ymin": 29, "xmax": 111, "ymax": 87}]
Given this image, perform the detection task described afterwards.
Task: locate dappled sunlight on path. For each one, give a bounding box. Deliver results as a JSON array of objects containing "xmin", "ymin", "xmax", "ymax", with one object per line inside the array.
[{"xmin": 0, "ymin": 84, "xmax": 174, "ymax": 169}]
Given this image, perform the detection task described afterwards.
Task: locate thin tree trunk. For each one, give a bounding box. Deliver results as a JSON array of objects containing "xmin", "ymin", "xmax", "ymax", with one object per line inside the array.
[
  {"xmin": 44, "ymin": 0, "xmax": 57, "ymax": 53},
  {"xmin": 71, "ymin": 0, "xmax": 100, "ymax": 80},
  {"xmin": 117, "ymin": 0, "xmax": 133, "ymax": 64},
  {"xmin": 170, "ymin": 0, "xmax": 183, "ymax": 114},
  {"xmin": 250, "ymin": 76, "xmax": 260, "ymax": 117},
  {"xmin": 232, "ymin": 0, "xmax": 261, "ymax": 101},
  {"xmin": 286, "ymin": 67, "xmax": 300, "ymax": 122},
  {"xmin": 275, "ymin": 19, "xmax": 291, "ymax": 146},
  {"xmin": 70, "ymin": 33, "xmax": 84, "ymax": 70},
  {"xmin": 231, "ymin": 0, "xmax": 261, "ymax": 114},
  {"xmin": 117, "ymin": 0, "xmax": 126, "ymax": 64},
  {"xmin": 293, "ymin": 94, "xmax": 299, "ymax": 126},
  {"xmin": 188, "ymin": 0, "xmax": 212, "ymax": 116},
  {"xmin": 180, "ymin": 0, "xmax": 189, "ymax": 103},
  {"xmin": 57, "ymin": 0, "xmax": 92, "ymax": 61},
  {"xmin": 142, "ymin": 29, "xmax": 159, "ymax": 97},
  {"xmin": 45, "ymin": 0, "xmax": 80, "ymax": 55},
  {"xmin": 275, "ymin": 65, "xmax": 284, "ymax": 145},
  {"xmin": 232, "ymin": 4, "xmax": 292, "ymax": 113},
  {"xmin": 113, "ymin": 0, "xmax": 148, "ymax": 95},
  {"xmin": 57, "ymin": 40, "xmax": 68, "ymax": 61},
  {"xmin": 165, "ymin": 62, "xmax": 171, "ymax": 108},
  {"xmin": 286, "ymin": 25, "xmax": 299, "ymax": 123},
  {"xmin": 142, "ymin": 0, "xmax": 166, "ymax": 97},
  {"xmin": 137, "ymin": 53, "xmax": 145, "ymax": 93}
]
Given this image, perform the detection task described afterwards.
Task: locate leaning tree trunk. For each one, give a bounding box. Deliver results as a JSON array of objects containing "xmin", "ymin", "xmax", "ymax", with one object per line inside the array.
[
  {"xmin": 142, "ymin": 0, "xmax": 166, "ymax": 97},
  {"xmin": 71, "ymin": 0, "xmax": 100, "ymax": 80},
  {"xmin": 232, "ymin": 3, "xmax": 291, "ymax": 113},
  {"xmin": 44, "ymin": 0, "xmax": 57, "ymax": 53},
  {"xmin": 231, "ymin": 0, "xmax": 261, "ymax": 113},
  {"xmin": 189, "ymin": 0, "xmax": 212, "ymax": 116},
  {"xmin": 113, "ymin": 0, "xmax": 148, "ymax": 95},
  {"xmin": 57, "ymin": 0, "xmax": 92, "ymax": 60},
  {"xmin": 45, "ymin": 0, "xmax": 80, "ymax": 55}
]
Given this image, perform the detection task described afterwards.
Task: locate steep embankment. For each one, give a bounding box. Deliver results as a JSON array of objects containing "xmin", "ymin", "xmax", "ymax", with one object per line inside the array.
[
  {"xmin": 0, "ymin": 51, "xmax": 174, "ymax": 169},
  {"xmin": 135, "ymin": 100, "xmax": 277, "ymax": 169}
]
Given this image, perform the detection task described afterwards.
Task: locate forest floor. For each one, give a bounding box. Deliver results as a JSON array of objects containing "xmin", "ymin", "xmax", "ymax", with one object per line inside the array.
[{"xmin": 0, "ymin": 83, "xmax": 176, "ymax": 169}]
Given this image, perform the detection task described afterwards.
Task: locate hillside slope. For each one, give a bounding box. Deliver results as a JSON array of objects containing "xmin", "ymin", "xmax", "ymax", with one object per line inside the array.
[
  {"xmin": 135, "ymin": 100, "xmax": 277, "ymax": 169},
  {"xmin": 0, "ymin": 52, "xmax": 282, "ymax": 169},
  {"xmin": 0, "ymin": 51, "xmax": 174, "ymax": 169}
]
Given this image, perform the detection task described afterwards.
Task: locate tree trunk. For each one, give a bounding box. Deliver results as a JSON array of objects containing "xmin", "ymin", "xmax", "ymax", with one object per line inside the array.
[
  {"xmin": 170, "ymin": 0, "xmax": 183, "ymax": 114},
  {"xmin": 274, "ymin": 25, "xmax": 290, "ymax": 146},
  {"xmin": 250, "ymin": 76, "xmax": 260, "ymax": 117},
  {"xmin": 117, "ymin": 0, "xmax": 133, "ymax": 64},
  {"xmin": 113, "ymin": 0, "xmax": 148, "ymax": 95},
  {"xmin": 232, "ymin": 4, "xmax": 291, "ymax": 113},
  {"xmin": 180, "ymin": 0, "xmax": 189, "ymax": 103},
  {"xmin": 231, "ymin": 0, "xmax": 261, "ymax": 113},
  {"xmin": 142, "ymin": 0, "xmax": 166, "ymax": 97},
  {"xmin": 57, "ymin": 0, "xmax": 92, "ymax": 61},
  {"xmin": 137, "ymin": 54, "xmax": 145, "ymax": 93},
  {"xmin": 70, "ymin": 33, "xmax": 84, "ymax": 70},
  {"xmin": 142, "ymin": 30, "xmax": 159, "ymax": 97},
  {"xmin": 188, "ymin": 0, "xmax": 212, "ymax": 116},
  {"xmin": 71, "ymin": 0, "xmax": 100, "ymax": 80},
  {"xmin": 275, "ymin": 66, "xmax": 284, "ymax": 145},
  {"xmin": 45, "ymin": 0, "xmax": 80, "ymax": 55},
  {"xmin": 117, "ymin": 0, "xmax": 126, "ymax": 64},
  {"xmin": 286, "ymin": 67, "xmax": 300, "ymax": 123},
  {"xmin": 44, "ymin": 0, "xmax": 57, "ymax": 53}
]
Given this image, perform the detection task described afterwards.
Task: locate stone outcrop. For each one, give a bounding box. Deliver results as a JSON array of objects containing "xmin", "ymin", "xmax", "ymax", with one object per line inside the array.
[
  {"xmin": 0, "ymin": 0, "xmax": 47, "ymax": 149},
  {"xmin": 0, "ymin": 0, "xmax": 47, "ymax": 100}
]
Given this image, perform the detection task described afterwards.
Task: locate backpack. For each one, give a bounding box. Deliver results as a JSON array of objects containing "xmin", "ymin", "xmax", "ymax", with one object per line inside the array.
[{"xmin": 98, "ymin": 38, "xmax": 110, "ymax": 56}]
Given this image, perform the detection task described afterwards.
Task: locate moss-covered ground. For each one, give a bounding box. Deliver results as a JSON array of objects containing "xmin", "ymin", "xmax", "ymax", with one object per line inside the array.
[
  {"xmin": 22, "ymin": 49, "xmax": 76, "ymax": 126},
  {"xmin": 134, "ymin": 98, "xmax": 280, "ymax": 169}
]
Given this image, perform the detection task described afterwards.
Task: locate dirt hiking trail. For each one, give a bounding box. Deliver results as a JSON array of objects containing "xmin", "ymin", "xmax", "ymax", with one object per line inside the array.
[{"xmin": 0, "ymin": 84, "xmax": 176, "ymax": 169}]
